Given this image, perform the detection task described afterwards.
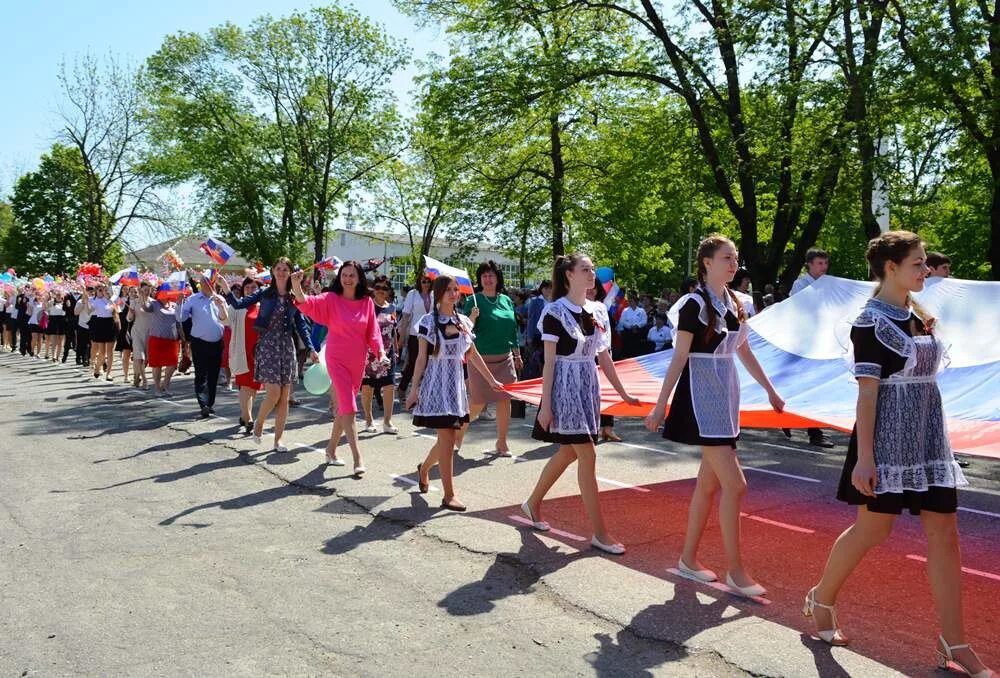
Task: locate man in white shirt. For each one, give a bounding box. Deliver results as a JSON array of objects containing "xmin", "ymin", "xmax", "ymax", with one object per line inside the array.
[
  {"xmin": 177, "ymin": 274, "xmax": 229, "ymax": 417},
  {"xmin": 926, "ymin": 252, "xmax": 951, "ymax": 278},
  {"xmin": 730, "ymin": 269, "xmax": 756, "ymax": 317},
  {"xmin": 790, "ymin": 247, "xmax": 829, "ymax": 296},
  {"xmin": 646, "ymin": 314, "xmax": 671, "ymax": 351},
  {"xmin": 618, "ymin": 295, "xmax": 648, "ymax": 358}
]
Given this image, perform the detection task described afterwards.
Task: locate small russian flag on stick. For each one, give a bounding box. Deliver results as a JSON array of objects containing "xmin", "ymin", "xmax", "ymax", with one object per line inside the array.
[
  {"xmin": 423, "ymin": 255, "xmax": 475, "ymax": 299},
  {"xmin": 199, "ymin": 237, "xmax": 235, "ymax": 266},
  {"xmin": 109, "ymin": 266, "xmax": 141, "ymax": 287}
]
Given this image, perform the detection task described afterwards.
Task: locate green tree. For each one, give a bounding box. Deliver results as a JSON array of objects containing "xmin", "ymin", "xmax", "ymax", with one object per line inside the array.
[
  {"xmin": 145, "ymin": 5, "xmax": 408, "ymax": 265},
  {"xmin": 4, "ymin": 145, "xmax": 90, "ymax": 274},
  {"xmin": 892, "ymin": 0, "xmax": 1000, "ymax": 278}
]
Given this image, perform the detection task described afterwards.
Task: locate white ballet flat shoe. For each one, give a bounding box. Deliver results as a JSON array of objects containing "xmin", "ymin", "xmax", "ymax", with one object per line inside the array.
[
  {"xmin": 382, "ymin": 422, "xmax": 399, "ymax": 434},
  {"xmin": 725, "ymin": 573, "xmax": 767, "ymax": 597},
  {"xmin": 802, "ymin": 587, "xmax": 848, "ymax": 646},
  {"xmin": 591, "ymin": 536, "xmax": 625, "ymax": 555},
  {"xmin": 519, "ymin": 501, "xmax": 550, "ymax": 532},
  {"xmin": 677, "ymin": 558, "xmax": 717, "ymax": 582},
  {"xmin": 937, "ymin": 635, "xmax": 993, "ymax": 677}
]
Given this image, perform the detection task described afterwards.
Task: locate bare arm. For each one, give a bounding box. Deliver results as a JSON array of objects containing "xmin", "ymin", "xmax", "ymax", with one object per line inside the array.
[
  {"xmin": 643, "ymin": 331, "xmax": 693, "ymax": 431},
  {"xmin": 851, "ymin": 378, "xmax": 880, "ymax": 496},
  {"xmin": 404, "ymin": 338, "xmax": 431, "ymax": 410},
  {"xmin": 597, "ymin": 351, "xmax": 638, "ymax": 403},
  {"xmin": 536, "ymin": 340, "xmax": 558, "ymax": 430}
]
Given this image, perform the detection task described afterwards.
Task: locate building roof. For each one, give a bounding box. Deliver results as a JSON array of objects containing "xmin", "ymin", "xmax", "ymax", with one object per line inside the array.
[{"xmin": 127, "ymin": 236, "xmax": 252, "ymax": 271}]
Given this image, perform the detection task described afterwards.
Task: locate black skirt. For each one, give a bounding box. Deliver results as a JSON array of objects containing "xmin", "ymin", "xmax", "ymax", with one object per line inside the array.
[
  {"xmin": 90, "ymin": 316, "xmax": 116, "ymax": 343},
  {"xmin": 45, "ymin": 316, "xmax": 67, "ymax": 336},
  {"xmin": 661, "ymin": 365, "xmax": 738, "ymax": 449},
  {"xmin": 531, "ymin": 418, "xmax": 598, "ymax": 445},
  {"xmin": 412, "ymin": 414, "xmax": 469, "ymax": 430},
  {"xmin": 836, "ymin": 427, "xmax": 958, "ymax": 515}
]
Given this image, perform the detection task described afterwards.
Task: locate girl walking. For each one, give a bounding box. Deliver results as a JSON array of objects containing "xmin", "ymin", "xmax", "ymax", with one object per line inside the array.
[
  {"xmin": 127, "ymin": 282, "xmax": 154, "ymax": 389},
  {"xmin": 521, "ymin": 254, "xmax": 639, "ymax": 553},
  {"xmin": 360, "ymin": 274, "xmax": 399, "ymax": 434},
  {"xmin": 44, "ymin": 290, "xmax": 68, "ymax": 362},
  {"xmin": 226, "ymin": 277, "xmax": 262, "ymax": 434},
  {"xmin": 86, "ymin": 283, "xmax": 119, "ymax": 380},
  {"xmin": 406, "ymin": 275, "xmax": 504, "ymax": 511},
  {"xmin": 644, "ymin": 235, "xmax": 784, "ymax": 594},
  {"xmin": 803, "ymin": 231, "xmax": 990, "ymax": 676}
]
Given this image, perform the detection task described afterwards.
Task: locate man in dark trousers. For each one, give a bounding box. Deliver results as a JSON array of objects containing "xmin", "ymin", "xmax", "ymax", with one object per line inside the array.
[{"xmin": 176, "ymin": 274, "xmax": 229, "ymax": 418}]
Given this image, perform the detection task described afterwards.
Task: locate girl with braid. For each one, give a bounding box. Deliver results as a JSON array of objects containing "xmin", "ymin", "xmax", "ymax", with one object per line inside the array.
[
  {"xmin": 406, "ymin": 275, "xmax": 503, "ymax": 512},
  {"xmin": 645, "ymin": 234, "xmax": 785, "ymax": 596}
]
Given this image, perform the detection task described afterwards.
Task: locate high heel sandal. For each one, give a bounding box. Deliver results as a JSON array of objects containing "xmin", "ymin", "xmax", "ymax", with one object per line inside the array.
[
  {"xmin": 416, "ymin": 463, "xmax": 428, "ymax": 493},
  {"xmin": 600, "ymin": 430, "xmax": 622, "ymax": 442},
  {"xmin": 937, "ymin": 635, "xmax": 993, "ymax": 677},
  {"xmin": 802, "ymin": 587, "xmax": 848, "ymax": 646}
]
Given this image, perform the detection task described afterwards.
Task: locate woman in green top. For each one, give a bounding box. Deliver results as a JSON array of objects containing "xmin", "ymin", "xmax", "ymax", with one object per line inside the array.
[{"xmin": 461, "ymin": 261, "xmax": 522, "ymax": 456}]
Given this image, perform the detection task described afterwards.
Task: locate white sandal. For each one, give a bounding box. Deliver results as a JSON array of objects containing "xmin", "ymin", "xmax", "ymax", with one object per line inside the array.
[
  {"xmin": 803, "ymin": 587, "xmax": 848, "ymax": 646},
  {"xmin": 937, "ymin": 635, "xmax": 992, "ymax": 677}
]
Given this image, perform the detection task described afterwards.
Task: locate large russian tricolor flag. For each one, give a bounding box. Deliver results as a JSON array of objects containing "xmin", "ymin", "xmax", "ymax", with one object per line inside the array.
[
  {"xmin": 506, "ymin": 275, "xmax": 1000, "ymax": 459},
  {"xmin": 199, "ymin": 237, "xmax": 235, "ymax": 266},
  {"xmin": 423, "ymin": 255, "xmax": 475, "ymax": 295}
]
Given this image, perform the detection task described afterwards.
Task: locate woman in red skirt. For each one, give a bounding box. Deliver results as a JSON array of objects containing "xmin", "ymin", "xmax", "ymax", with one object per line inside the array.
[
  {"xmin": 146, "ymin": 298, "xmax": 181, "ymax": 396},
  {"xmin": 228, "ymin": 277, "xmax": 262, "ymax": 434}
]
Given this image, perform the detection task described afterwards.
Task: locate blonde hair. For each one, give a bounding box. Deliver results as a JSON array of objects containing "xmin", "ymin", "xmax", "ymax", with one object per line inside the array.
[
  {"xmin": 866, "ymin": 230, "xmax": 934, "ymax": 331},
  {"xmin": 695, "ymin": 234, "xmax": 746, "ymax": 340}
]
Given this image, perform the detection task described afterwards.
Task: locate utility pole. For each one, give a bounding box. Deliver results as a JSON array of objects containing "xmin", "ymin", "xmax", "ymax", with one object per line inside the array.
[{"xmin": 686, "ymin": 219, "xmax": 693, "ymax": 276}]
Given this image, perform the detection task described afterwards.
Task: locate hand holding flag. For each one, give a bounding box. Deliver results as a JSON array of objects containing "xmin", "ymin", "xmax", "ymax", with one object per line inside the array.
[{"xmin": 423, "ymin": 255, "xmax": 475, "ymax": 296}]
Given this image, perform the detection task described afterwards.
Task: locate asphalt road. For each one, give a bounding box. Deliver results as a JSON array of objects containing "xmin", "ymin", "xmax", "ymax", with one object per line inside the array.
[{"xmin": 1, "ymin": 350, "xmax": 997, "ymax": 677}]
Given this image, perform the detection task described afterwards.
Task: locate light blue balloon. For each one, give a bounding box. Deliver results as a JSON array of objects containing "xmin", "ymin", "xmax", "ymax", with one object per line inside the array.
[
  {"xmin": 303, "ymin": 362, "xmax": 331, "ymax": 395},
  {"xmin": 596, "ymin": 266, "xmax": 615, "ymax": 284}
]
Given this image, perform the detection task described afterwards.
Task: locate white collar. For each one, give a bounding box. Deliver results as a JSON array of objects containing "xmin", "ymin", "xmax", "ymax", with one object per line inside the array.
[
  {"xmin": 867, "ymin": 297, "xmax": 911, "ymax": 321},
  {"xmin": 558, "ymin": 296, "xmax": 584, "ymax": 313}
]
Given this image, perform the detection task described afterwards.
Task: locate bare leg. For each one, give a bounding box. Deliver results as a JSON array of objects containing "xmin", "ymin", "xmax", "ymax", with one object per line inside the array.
[
  {"xmin": 494, "ymin": 399, "xmax": 511, "ymax": 452},
  {"xmin": 121, "ymin": 348, "xmax": 131, "ymax": 380},
  {"xmin": 526, "ymin": 446, "xmax": 578, "ymax": 522},
  {"xmin": 435, "ymin": 428, "xmax": 460, "ymax": 505},
  {"xmin": 162, "ymin": 365, "xmax": 175, "ymax": 392},
  {"xmin": 339, "ymin": 414, "xmax": 363, "ymax": 470},
  {"xmin": 238, "ymin": 387, "xmax": 255, "ymax": 424},
  {"xmin": 573, "ymin": 442, "xmax": 616, "ymax": 544},
  {"xmin": 812, "ymin": 507, "xmax": 896, "ymax": 637},
  {"xmin": 468, "ymin": 402, "xmax": 484, "ymax": 422},
  {"xmin": 152, "ymin": 366, "xmax": 162, "ymax": 391},
  {"xmin": 254, "ymin": 384, "xmax": 281, "ymax": 438},
  {"xmin": 360, "ymin": 385, "xmax": 375, "ymax": 427},
  {"xmin": 104, "ymin": 344, "xmax": 115, "ymax": 377},
  {"xmin": 272, "ymin": 385, "xmax": 290, "ymax": 447},
  {"xmin": 701, "ymin": 446, "xmax": 754, "ymax": 585},
  {"xmin": 923, "ymin": 511, "xmax": 987, "ymax": 673},
  {"xmin": 381, "ymin": 385, "xmax": 395, "ymax": 426},
  {"xmin": 680, "ymin": 460, "xmax": 721, "ymax": 570}
]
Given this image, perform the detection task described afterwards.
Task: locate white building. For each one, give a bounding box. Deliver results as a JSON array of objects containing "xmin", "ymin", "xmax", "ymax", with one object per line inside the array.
[{"xmin": 325, "ymin": 228, "xmax": 537, "ymax": 294}]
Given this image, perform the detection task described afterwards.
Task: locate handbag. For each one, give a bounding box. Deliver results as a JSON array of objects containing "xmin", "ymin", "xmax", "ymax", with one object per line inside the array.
[{"xmin": 39, "ymin": 312, "xmax": 49, "ymax": 330}]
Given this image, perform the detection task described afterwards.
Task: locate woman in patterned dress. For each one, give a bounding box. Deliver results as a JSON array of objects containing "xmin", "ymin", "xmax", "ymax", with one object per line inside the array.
[
  {"xmin": 521, "ymin": 254, "xmax": 639, "ymax": 554},
  {"xmin": 406, "ymin": 276, "xmax": 503, "ymax": 512},
  {"xmin": 802, "ymin": 232, "xmax": 989, "ymax": 676},
  {"xmin": 360, "ymin": 275, "xmax": 399, "ymax": 434},
  {"xmin": 645, "ymin": 235, "xmax": 784, "ymax": 596},
  {"xmin": 220, "ymin": 259, "xmax": 316, "ymax": 453}
]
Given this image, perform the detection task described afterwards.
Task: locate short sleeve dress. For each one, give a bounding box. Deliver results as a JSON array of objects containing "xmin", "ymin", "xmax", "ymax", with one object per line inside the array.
[
  {"xmin": 412, "ymin": 312, "xmax": 475, "ymax": 429},
  {"xmin": 836, "ymin": 298, "xmax": 967, "ymax": 515},
  {"xmin": 530, "ymin": 297, "xmax": 611, "ymax": 445},
  {"xmin": 662, "ymin": 289, "xmax": 746, "ymax": 449},
  {"xmin": 362, "ymin": 303, "xmax": 398, "ymax": 389}
]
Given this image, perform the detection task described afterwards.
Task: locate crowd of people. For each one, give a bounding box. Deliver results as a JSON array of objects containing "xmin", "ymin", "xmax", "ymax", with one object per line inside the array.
[{"xmin": 0, "ymin": 233, "xmax": 989, "ymax": 676}]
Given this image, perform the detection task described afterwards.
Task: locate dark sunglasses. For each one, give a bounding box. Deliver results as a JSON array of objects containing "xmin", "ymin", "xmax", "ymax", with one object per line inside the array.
[
  {"xmin": 374, "ymin": 285, "xmax": 390, "ymax": 291},
  {"xmin": 420, "ymin": 279, "xmax": 431, "ymax": 284}
]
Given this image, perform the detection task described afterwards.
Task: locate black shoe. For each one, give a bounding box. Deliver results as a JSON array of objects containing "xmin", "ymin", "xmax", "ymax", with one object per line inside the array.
[
  {"xmin": 244, "ymin": 419, "xmax": 254, "ymax": 435},
  {"xmin": 809, "ymin": 432, "xmax": 835, "ymax": 448},
  {"xmin": 956, "ymin": 457, "xmax": 971, "ymax": 468},
  {"xmin": 781, "ymin": 428, "xmax": 792, "ymax": 438},
  {"xmin": 199, "ymin": 405, "xmax": 211, "ymax": 418},
  {"xmin": 209, "ymin": 406, "xmax": 215, "ymax": 414}
]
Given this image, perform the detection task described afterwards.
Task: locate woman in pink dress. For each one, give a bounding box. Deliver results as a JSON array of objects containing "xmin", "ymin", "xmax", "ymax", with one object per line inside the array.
[{"xmin": 291, "ymin": 262, "xmax": 386, "ymax": 476}]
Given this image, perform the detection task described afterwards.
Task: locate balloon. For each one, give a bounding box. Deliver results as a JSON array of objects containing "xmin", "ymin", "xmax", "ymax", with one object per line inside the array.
[
  {"xmin": 596, "ymin": 267, "xmax": 615, "ymax": 284},
  {"xmin": 33, "ymin": 278, "xmax": 45, "ymax": 290},
  {"xmin": 303, "ymin": 361, "xmax": 331, "ymax": 395}
]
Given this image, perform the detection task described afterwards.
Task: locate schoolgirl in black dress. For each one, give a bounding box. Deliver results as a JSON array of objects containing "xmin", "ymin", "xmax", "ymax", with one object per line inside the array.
[
  {"xmin": 522, "ymin": 254, "xmax": 639, "ymax": 555},
  {"xmin": 44, "ymin": 290, "xmax": 69, "ymax": 362},
  {"xmin": 407, "ymin": 275, "xmax": 502, "ymax": 512},
  {"xmin": 804, "ymin": 232, "xmax": 990, "ymax": 677},
  {"xmin": 645, "ymin": 235, "xmax": 784, "ymax": 596}
]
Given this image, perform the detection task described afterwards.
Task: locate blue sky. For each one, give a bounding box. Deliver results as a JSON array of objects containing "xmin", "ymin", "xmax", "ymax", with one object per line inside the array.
[{"xmin": 0, "ymin": 0, "xmax": 448, "ymax": 196}]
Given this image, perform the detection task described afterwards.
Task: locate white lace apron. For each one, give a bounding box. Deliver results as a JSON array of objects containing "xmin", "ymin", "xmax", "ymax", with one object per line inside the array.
[
  {"xmin": 413, "ymin": 313, "xmax": 475, "ymax": 418},
  {"xmin": 537, "ymin": 298, "xmax": 610, "ymax": 435},
  {"xmin": 849, "ymin": 300, "xmax": 967, "ymax": 494}
]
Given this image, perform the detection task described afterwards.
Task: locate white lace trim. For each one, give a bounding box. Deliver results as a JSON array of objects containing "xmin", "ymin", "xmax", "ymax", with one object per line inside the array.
[
  {"xmin": 536, "ymin": 297, "xmax": 610, "ymax": 356},
  {"xmin": 875, "ymin": 460, "xmax": 968, "ymax": 494}
]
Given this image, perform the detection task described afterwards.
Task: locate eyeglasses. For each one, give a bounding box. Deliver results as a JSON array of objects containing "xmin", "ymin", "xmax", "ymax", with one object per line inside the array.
[
  {"xmin": 420, "ymin": 279, "xmax": 431, "ymax": 285},
  {"xmin": 374, "ymin": 285, "xmax": 390, "ymax": 291}
]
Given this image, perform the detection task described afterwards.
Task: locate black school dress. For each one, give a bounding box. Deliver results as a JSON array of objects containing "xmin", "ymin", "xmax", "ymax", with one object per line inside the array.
[
  {"xmin": 836, "ymin": 298, "xmax": 966, "ymax": 515},
  {"xmin": 662, "ymin": 292, "xmax": 742, "ymax": 449},
  {"xmin": 530, "ymin": 297, "xmax": 611, "ymax": 445}
]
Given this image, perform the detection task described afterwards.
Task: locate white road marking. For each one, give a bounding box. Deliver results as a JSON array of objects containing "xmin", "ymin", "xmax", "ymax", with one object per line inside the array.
[
  {"xmin": 666, "ymin": 568, "xmax": 772, "ymax": 605},
  {"xmin": 507, "ymin": 514, "xmax": 587, "ymax": 541},
  {"xmin": 389, "ymin": 474, "xmax": 438, "ymax": 492},
  {"xmin": 906, "ymin": 554, "xmax": 1000, "ymax": 582},
  {"xmin": 597, "ymin": 477, "xmax": 651, "ymax": 493},
  {"xmin": 958, "ymin": 506, "xmax": 1000, "ymax": 520},
  {"xmin": 743, "ymin": 466, "xmax": 821, "ymax": 483},
  {"xmin": 755, "ymin": 441, "xmax": 826, "ymax": 456},
  {"xmin": 739, "ymin": 511, "xmax": 815, "ymax": 534},
  {"xmin": 618, "ymin": 442, "xmax": 679, "ymax": 456}
]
